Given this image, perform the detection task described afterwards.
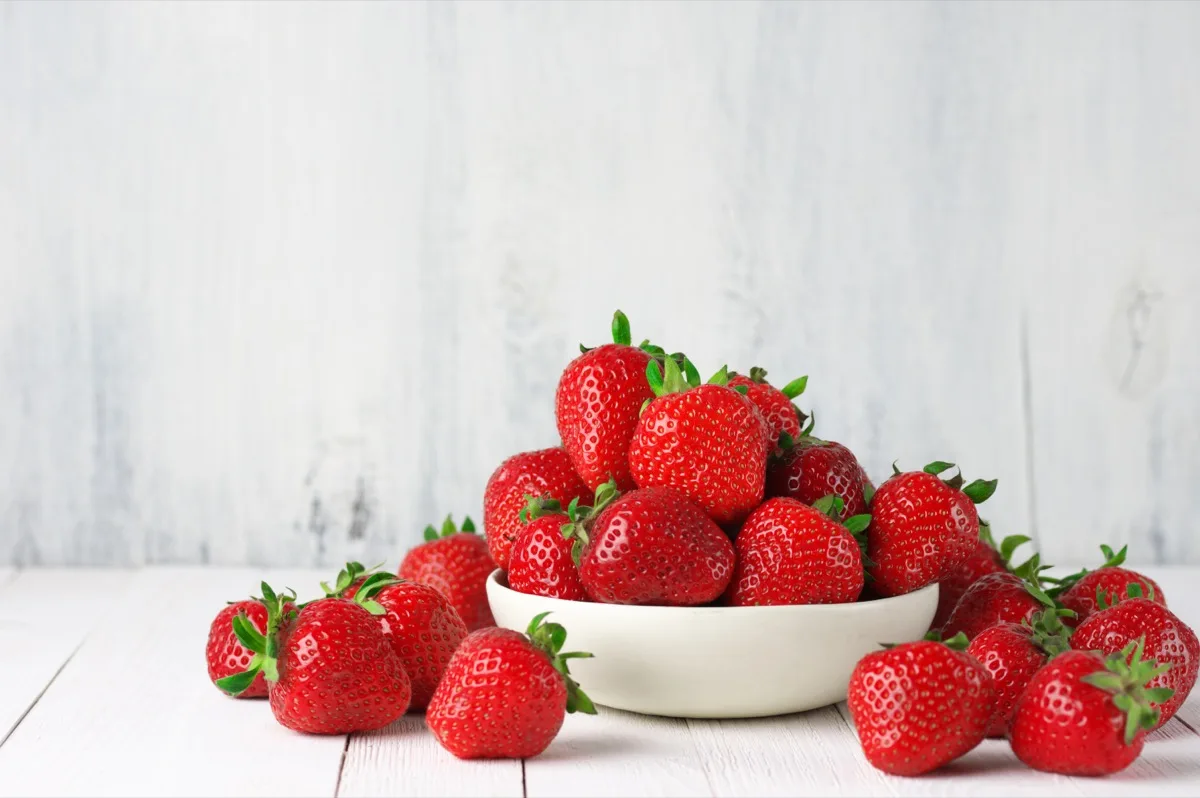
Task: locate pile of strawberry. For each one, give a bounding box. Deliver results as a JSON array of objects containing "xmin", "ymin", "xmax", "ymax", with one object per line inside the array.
[{"xmin": 206, "ymin": 556, "xmax": 595, "ymax": 759}]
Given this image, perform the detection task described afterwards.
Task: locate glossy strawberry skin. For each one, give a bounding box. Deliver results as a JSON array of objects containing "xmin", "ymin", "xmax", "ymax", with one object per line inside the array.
[
  {"xmin": 848, "ymin": 640, "xmax": 995, "ymax": 776},
  {"xmin": 556, "ymin": 343, "xmax": 654, "ymax": 492},
  {"xmin": 1072, "ymin": 599, "xmax": 1198, "ymax": 728},
  {"xmin": 508, "ymin": 515, "xmax": 589, "ymax": 602},
  {"xmin": 484, "ymin": 448, "xmax": 590, "ymax": 569},
  {"xmin": 268, "ymin": 598, "xmax": 411, "ymax": 734},
  {"xmin": 765, "ymin": 438, "xmax": 871, "ymax": 519},
  {"xmin": 206, "ymin": 600, "xmax": 272, "ymax": 698},
  {"xmin": 427, "ymin": 627, "xmax": 568, "ymax": 759},
  {"xmin": 942, "ymin": 572, "xmax": 1042, "ymax": 640},
  {"xmin": 580, "ymin": 487, "xmax": 735, "ymax": 605},
  {"xmin": 727, "ymin": 375, "xmax": 801, "ymax": 444},
  {"xmin": 372, "ymin": 581, "xmax": 469, "ymax": 711},
  {"xmin": 627, "ymin": 385, "xmax": 767, "ymax": 526},
  {"xmin": 729, "ymin": 497, "xmax": 864, "ymax": 606},
  {"xmin": 931, "ymin": 539, "xmax": 1006, "ymax": 630},
  {"xmin": 399, "ymin": 532, "xmax": 496, "ymax": 631},
  {"xmin": 866, "ymin": 471, "xmax": 978, "ymax": 597},
  {"xmin": 1060, "ymin": 567, "xmax": 1166, "ymax": 623},
  {"xmin": 1009, "ymin": 651, "xmax": 1144, "ymax": 775},
  {"xmin": 966, "ymin": 623, "xmax": 1048, "ymax": 737}
]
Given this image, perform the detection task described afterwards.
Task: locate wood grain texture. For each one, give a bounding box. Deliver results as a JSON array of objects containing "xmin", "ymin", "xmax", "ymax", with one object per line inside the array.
[
  {"xmin": 1, "ymin": 2, "xmax": 1199, "ymax": 566},
  {"xmin": 0, "ymin": 569, "xmax": 131, "ymax": 746},
  {"xmin": 338, "ymin": 716, "xmax": 523, "ymax": 798},
  {"xmin": 0, "ymin": 567, "xmax": 346, "ymax": 798}
]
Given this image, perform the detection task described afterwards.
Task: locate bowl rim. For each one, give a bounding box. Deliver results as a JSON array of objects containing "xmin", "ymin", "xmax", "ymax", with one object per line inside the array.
[{"xmin": 487, "ymin": 569, "xmax": 938, "ymax": 616}]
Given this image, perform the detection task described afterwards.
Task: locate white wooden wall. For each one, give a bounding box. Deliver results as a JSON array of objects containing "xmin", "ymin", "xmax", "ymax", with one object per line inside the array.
[{"xmin": 1, "ymin": 1, "xmax": 1197, "ymax": 568}]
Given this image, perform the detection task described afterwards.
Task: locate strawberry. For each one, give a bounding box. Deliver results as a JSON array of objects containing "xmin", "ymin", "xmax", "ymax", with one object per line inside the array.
[
  {"xmin": 847, "ymin": 634, "xmax": 995, "ymax": 776},
  {"xmin": 931, "ymin": 531, "xmax": 1038, "ymax": 631},
  {"xmin": 965, "ymin": 611, "xmax": 1072, "ymax": 737},
  {"xmin": 1072, "ymin": 592, "xmax": 1198, "ymax": 728},
  {"xmin": 508, "ymin": 495, "xmax": 590, "ymax": 602},
  {"xmin": 1009, "ymin": 643, "xmax": 1174, "ymax": 775},
  {"xmin": 326, "ymin": 567, "xmax": 470, "ymax": 712},
  {"xmin": 484, "ymin": 448, "xmax": 590, "ymax": 569},
  {"xmin": 427, "ymin": 612, "xmax": 596, "ymax": 759},
  {"xmin": 1054, "ymin": 545, "xmax": 1166, "ymax": 623},
  {"xmin": 555, "ymin": 310, "xmax": 656, "ymax": 492},
  {"xmin": 865, "ymin": 461, "xmax": 997, "ymax": 597},
  {"xmin": 627, "ymin": 360, "xmax": 767, "ymax": 526},
  {"xmin": 765, "ymin": 435, "xmax": 872, "ymax": 519},
  {"xmin": 942, "ymin": 571, "xmax": 1054, "ymax": 640},
  {"xmin": 572, "ymin": 485, "xmax": 735, "ymax": 605},
  {"xmin": 728, "ymin": 495, "xmax": 867, "ymax": 606},
  {"xmin": 727, "ymin": 367, "xmax": 808, "ymax": 446},
  {"xmin": 399, "ymin": 515, "xmax": 496, "ymax": 631},
  {"xmin": 207, "ymin": 598, "xmax": 279, "ymax": 698},
  {"xmin": 216, "ymin": 583, "xmax": 411, "ymax": 734}
]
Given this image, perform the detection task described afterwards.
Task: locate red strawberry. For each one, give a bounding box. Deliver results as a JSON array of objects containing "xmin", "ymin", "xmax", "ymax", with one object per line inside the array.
[
  {"xmin": 216, "ymin": 583, "xmax": 411, "ymax": 734},
  {"xmin": 765, "ymin": 435, "xmax": 871, "ymax": 519},
  {"xmin": 848, "ymin": 634, "xmax": 995, "ymax": 776},
  {"xmin": 728, "ymin": 495, "xmax": 867, "ymax": 606},
  {"xmin": 931, "ymin": 531, "xmax": 1037, "ymax": 631},
  {"xmin": 942, "ymin": 571, "xmax": 1051, "ymax": 640},
  {"xmin": 484, "ymin": 448, "xmax": 590, "ymax": 569},
  {"xmin": 427, "ymin": 612, "xmax": 596, "ymax": 759},
  {"xmin": 1072, "ymin": 594, "xmax": 1198, "ymax": 728},
  {"xmin": 573, "ymin": 486, "xmax": 735, "ymax": 605},
  {"xmin": 727, "ymin": 367, "xmax": 808, "ymax": 446},
  {"xmin": 207, "ymin": 599, "xmax": 277, "ymax": 698},
  {"xmin": 965, "ymin": 611, "xmax": 1072, "ymax": 737},
  {"xmin": 330, "ymin": 568, "xmax": 470, "ymax": 712},
  {"xmin": 865, "ymin": 461, "xmax": 997, "ymax": 597},
  {"xmin": 1056, "ymin": 546, "xmax": 1166, "ymax": 624},
  {"xmin": 1009, "ymin": 643, "xmax": 1173, "ymax": 775},
  {"xmin": 399, "ymin": 515, "xmax": 496, "ymax": 631},
  {"xmin": 508, "ymin": 495, "xmax": 590, "ymax": 602},
  {"xmin": 627, "ymin": 360, "xmax": 767, "ymax": 526},
  {"xmin": 555, "ymin": 310, "xmax": 655, "ymax": 492}
]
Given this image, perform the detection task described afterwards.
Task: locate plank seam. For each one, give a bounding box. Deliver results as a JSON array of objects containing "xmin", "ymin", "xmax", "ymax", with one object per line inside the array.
[
  {"xmin": 1019, "ymin": 312, "xmax": 1042, "ymax": 552},
  {"xmin": 1174, "ymin": 712, "xmax": 1200, "ymax": 737},
  {"xmin": 333, "ymin": 733, "xmax": 351, "ymax": 797},
  {"xmin": 520, "ymin": 756, "xmax": 527, "ymax": 798},
  {"xmin": 0, "ymin": 642, "xmax": 80, "ymax": 751}
]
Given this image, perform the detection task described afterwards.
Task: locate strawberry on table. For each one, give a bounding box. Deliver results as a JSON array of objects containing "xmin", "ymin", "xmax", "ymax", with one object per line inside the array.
[
  {"xmin": 728, "ymin": 495, "xmax": 867, "ymax": 606},
  {"xmin": 1009, "ymin": 642, "xmax": 1174, "ymax": 776},
  {"xmin": 573, "ymin": 486, "xmax": 735, "ymax": 606},
  {"xmin": 965, "ymin": 610, "xmax": 1073, "ymax": 737},
  {"xmin": 484, "ymin": 448, "xmax": 590, "ymax": 569},
  {"xmin": 627, "ymin": 359, "xmax": 767, "ymax": 526},
  {"xmin": 929, "ymin": 530, "xmax": 1036, "ymax": 631},
  {"xmin": 399, "ymin": 515, "xmax": 496, "ymax": 631},
  {"xmin": 847, "ymin": 633, "xmax": 995, "ymax": 776},
  {"xmin": 555, "ymin": 310, "xmax": 656, "ymax": 492},
  {"xmin": 508, "ymin": 494, "xmax": 593, "ymax": 602},
  {"xmin": 1053, "ymin": 545, "xmax": 1167, "ymax": 623},
  {"xmin": 727, "ymin": 367, "xmax": 809, "ymax": 446},
  {"xmin": 205, "ymin": 596, "xmax": 293, "ymax": 699},
  {"xmin": 866, "ymin": 461, "xmax": 997, "ymax": 597},
  {"xmin": 1071, "ymin": 590, "xmax": 1198, "ymax": 728},
  {"xmin": 216, "ymin": 583, "xmax": 412, "ymax": 734},
  {"xmin": 328, "ymin": 568, "xmax": 469, "ymax": 712},
  {"xmin": 427, "ymin": 612, "xmax": 596, "ymax": 759},
  {"xmin": 942, "ymin": 571, "xmax": 1055, "ymax": 640}
]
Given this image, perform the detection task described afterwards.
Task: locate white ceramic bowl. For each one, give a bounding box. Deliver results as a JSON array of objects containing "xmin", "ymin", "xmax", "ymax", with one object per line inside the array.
[{"xmin": 486, "ymin": 570, "xmax": 938, "ymax": 719}]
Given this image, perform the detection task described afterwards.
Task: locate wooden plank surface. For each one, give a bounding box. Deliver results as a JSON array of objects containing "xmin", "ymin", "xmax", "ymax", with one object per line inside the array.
[
  {"xmin": 0, "ymin": 569, "xmax": 131, "ymax": 747},
  {"xmin": 0, "ymin": 568, "xmax": 345, "ymax": 798},
  {"xmin": 4, "ymin": 2, "xmax": 1200, "ymax": 569}
]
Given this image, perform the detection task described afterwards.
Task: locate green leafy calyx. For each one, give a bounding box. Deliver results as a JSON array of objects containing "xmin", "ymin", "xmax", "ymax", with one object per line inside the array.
[
  {"xmin": 526, "ymin": 612, "xmax": 597, "ymax": 715},
  {"xmin": 213, "ymin": 582, "xmax": 297, "ymax": 695},
  {"xmin": 560, "ymin": 479, "xmax": 620, "ymax": 564},
  {"xmin": 1080, "ymin": 638, "xmax": 1174, "ymax": 745},
  {"xmin": 423, "ymin": 514, "xmax": 476, "ymax": 541}
]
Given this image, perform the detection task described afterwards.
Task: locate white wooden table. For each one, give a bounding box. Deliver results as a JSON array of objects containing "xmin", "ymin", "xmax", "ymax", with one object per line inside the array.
[{"xmin": 0, "ymin": 566, "xmax": 1197, "ymax": 797}]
